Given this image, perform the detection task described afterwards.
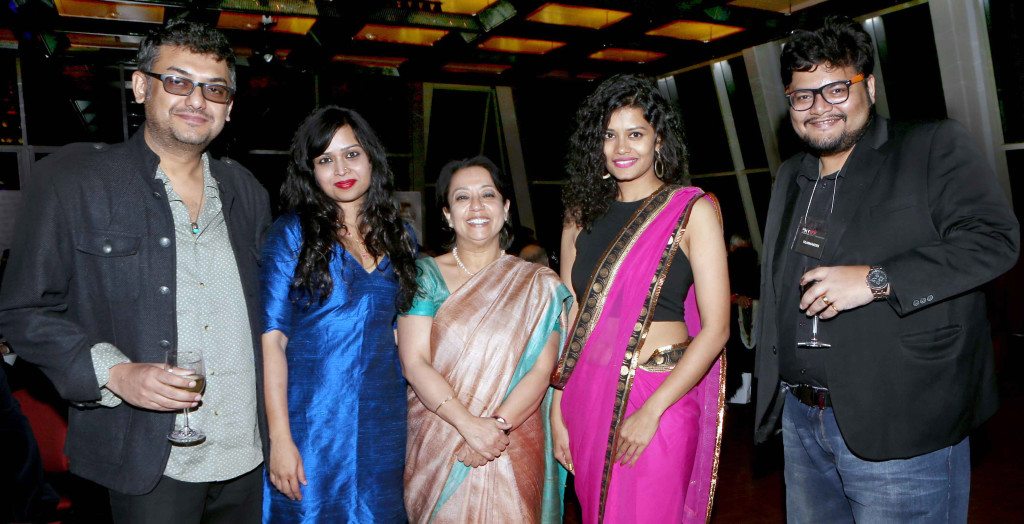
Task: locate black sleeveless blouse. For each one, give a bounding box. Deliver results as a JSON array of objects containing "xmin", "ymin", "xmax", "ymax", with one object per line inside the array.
[{"xmin": 571, "ymin": 199, "xmax": 694, "ymax": 321}]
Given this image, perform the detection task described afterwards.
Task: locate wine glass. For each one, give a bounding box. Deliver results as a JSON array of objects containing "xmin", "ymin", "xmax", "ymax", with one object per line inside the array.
[
  {"xmin": 797, "ymin": 281, "xmax": 831, "ymax": 348},
  {"xmin": 165, "ymin": 349, "xmax": 207, "ymax": 445}
]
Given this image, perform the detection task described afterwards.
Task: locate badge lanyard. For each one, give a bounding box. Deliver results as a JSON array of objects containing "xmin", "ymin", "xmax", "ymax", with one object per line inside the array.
[{"xmin": 791, "ymin": 169, "xmax": 840, "ymax": 260}]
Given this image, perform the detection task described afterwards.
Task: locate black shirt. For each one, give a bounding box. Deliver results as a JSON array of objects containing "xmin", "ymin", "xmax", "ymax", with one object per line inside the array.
[
  {"xmin": 572, "ymin": 199, "xmax": 694, "ymax": 321},
  {"xmin": 778, "ymin": 166, "xmax": 845, "ymax": 388}
]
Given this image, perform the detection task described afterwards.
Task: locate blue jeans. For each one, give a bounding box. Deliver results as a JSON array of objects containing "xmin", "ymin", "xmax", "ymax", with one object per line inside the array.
[{"xmin": 782, "ymin": 391, "xmax": 970, "ymax": 523}]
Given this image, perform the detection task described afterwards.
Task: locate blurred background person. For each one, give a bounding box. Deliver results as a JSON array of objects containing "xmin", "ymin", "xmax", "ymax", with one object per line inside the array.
[
  {"xmin": 726, "ymin": 234, "xmax": 759, "ymax": 403},
  {"xmin": 519, "ymin": 243, "xmax": 551, "ymax": 268}
]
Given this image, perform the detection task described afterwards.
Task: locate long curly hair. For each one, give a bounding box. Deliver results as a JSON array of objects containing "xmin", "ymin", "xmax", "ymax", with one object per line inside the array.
[
  {"xmin": 563, "ymin": 74, "xmax": 689, "ymax": 231},
  {"xmin": 280, "ymin": 105, "xmax": 418, "ymax": 312}
]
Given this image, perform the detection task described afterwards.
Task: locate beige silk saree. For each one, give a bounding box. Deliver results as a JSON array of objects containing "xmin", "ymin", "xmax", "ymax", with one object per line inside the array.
[{"xmin": 404, "ymin": 255, "xmax": 571, "ymax": 523}]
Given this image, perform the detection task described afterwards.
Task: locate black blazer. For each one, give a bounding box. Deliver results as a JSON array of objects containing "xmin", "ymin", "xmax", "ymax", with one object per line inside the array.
[
  {"xmin": 754, "ymin": 116, "xmax": 1019, "ymax": 460},
  {"xmin": 0, "ymin": 131, "xmax": 272, "ymax": 494}
]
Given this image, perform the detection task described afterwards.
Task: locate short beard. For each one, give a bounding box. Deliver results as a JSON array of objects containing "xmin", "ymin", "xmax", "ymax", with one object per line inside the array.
[
  {"xmin": 802, "ymin": 110, "xmax": 874, "ymax": 155},
  {"xmin": 142, "ymin": 86, "xmax": 217, "ymax": 152}
]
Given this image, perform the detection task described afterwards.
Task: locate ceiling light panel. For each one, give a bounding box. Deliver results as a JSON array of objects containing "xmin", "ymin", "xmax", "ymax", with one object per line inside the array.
[
  {"xmin": 54, "ymin": 0, "xmax": 164, "ymax": 24},
  {"xmin": 589, "ymin": 48, "xmax": 666, "ymax": 63},
  {"xmin": 217, "ymin": 12, "xmax": 317, "ymax": 35},
  {"xmin": 332, "ymin": 54, "xmax": 409, "ymax": 68},
  {"xmin": 646, "ymin": 20, "xmax": 744, "ymax": 42},
  {"xmin": 727, "ymin": 0, "xmax": 827, "ymax": 14},
  {"xmin": 442, "ymin": 62, "xmax": 512, "ymax": 74},
  {"xmin": 354, "ymin": 24, "xmax": 449, "ymax": 46},
  {"xmin": 526, "ymin": 3, "xmax": 631, "ymax": 29},
  {"xmin": 478, "ymin": 36, "xmax": 566, "ymax": 54},
  {"xmin": 67, "ymin": 32, "xmax": 143, "ymax": 50},
  {"xmin": 440, "ymin": 0, "xmax": 497, "ymax": 15},
  {"xmin": 219, "ymin": 0, "xmax": 318, "ymax": 16}
]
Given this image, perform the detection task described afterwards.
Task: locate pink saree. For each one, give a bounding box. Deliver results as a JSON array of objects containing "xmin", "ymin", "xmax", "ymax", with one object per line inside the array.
[{"xmin": 553, "ymin": 185, "xmax": 725, "ymax": 523}]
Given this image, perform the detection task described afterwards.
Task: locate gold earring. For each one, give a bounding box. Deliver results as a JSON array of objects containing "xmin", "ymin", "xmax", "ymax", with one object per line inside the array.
[{"xmin": 654, "ymin": 150, "xmax": 665, "ymax": 180}]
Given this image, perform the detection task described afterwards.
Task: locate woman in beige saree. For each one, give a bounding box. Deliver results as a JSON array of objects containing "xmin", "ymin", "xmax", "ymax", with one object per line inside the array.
[{"xmin": 398, "ymin": 156, "xmax": 570, "ymax": 523}]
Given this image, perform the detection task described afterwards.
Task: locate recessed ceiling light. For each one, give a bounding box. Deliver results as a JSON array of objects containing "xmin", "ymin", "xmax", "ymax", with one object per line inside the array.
[
  {"xmin": 54, "ymin": 0, "xmax": 163, "ymax": 24},
  {"xmin": 589, "ymin": 48, "xmax": 666, "ymax": 63},
  {"xmin": 332, "ymin": 54, "xmax": 409, "ymax": 68},
  {"xmin": 727, "ymin": 0, "xmax": 827, "ymax": 15},
  {"xmin": 438, "ymin": 0, "xmax": 498, "ymax": 15},
  {"xmin": 526, "ymin": 3, "xmax": 631, "ymax": 29},
  {"xmin": 354, "ymin": 24, "xmax": 449, "ymax": 46},
  {"xmin": 443, "ymin": 62, "xmax": 512, "ymax": 74},
  {"xmin": 646, "ymin": 20, "xmax": 744, "ymax": 42},
  {"xmin": 217, "ymin": 13, "xmax": 317, "ymax": 35},
  {"xmin": 478, "ymin": 36, "xmax": 566, "ymax": 54},
  {"xmin": 66, "ymin": 33, "xmax": 143, "ymax": 50}
]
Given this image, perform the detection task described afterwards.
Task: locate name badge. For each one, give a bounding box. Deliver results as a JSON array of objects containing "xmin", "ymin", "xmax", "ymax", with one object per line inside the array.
[{"xmin": 792, "ymin": 216, "xmax": 827, "ymax": 259}]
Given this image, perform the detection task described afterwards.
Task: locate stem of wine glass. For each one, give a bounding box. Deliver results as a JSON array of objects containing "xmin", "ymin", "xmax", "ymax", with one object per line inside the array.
[
  {"xmin": 183, "ymin": 407, "xmax": 191, "ymax": 432},
  {"xmin": 810, "ymin": 315, "xmax": 820, "ymax": 340}
]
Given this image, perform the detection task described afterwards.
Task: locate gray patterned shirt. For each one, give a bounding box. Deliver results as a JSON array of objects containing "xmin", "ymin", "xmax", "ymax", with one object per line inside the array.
[{"xmin": 90, "ymin": 154, "xmax": 262, "ymax": 482}]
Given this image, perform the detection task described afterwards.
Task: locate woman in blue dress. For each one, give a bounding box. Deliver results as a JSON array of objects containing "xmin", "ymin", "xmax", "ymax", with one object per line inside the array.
[{"xmin": 260, "ymin": 106, "xmax": 418, "ymax": 522}]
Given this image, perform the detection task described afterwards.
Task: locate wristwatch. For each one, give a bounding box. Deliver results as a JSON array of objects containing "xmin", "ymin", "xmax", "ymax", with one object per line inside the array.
[{"xmin": 866, "ymin": 266, "xmax": 889, "ymax": 300}]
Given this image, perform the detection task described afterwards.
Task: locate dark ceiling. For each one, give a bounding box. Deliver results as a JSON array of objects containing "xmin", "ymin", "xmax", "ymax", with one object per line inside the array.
[{"xmin": 3, "ymin": 0, "xmax": 908, "ymax": 83}]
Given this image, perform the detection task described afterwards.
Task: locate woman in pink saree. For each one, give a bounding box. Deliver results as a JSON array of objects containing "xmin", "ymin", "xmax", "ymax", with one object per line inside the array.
[{"xmin": 552, "ymin": 75, "xmax": 730, "ymax": 523}]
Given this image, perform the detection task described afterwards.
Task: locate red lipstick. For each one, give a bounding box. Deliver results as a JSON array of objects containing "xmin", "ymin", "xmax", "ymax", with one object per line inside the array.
[{"xmin": 335, "ymin": 180, "xmax": 356, "ymax": 189}]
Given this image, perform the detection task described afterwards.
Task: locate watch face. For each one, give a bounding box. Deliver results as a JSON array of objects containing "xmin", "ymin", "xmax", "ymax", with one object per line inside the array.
[{"xmin": 867, "ymin": 268, "xmax": 888, "ymax": 288}]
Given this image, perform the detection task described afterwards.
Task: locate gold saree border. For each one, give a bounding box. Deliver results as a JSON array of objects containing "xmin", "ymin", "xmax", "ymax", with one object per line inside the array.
[
  {"xmin": 552, "ymin": 185, "xmax": 675, "ymax": 388},
  {"xmin": 597, "ymin": 189, "xmax": 703, "ymax": 523},
  {"xmin": 552, "ymin": 185, "xmax": 706, "ymax": 523},
  {"xmin": 704, "ymin": 354, "xmax": 727, "ymax": 523}
]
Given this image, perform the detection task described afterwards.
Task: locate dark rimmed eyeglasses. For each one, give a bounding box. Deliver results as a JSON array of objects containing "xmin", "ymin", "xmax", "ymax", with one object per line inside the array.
[
  {"xmin": 140, "ymin": 71, "xmax": 235, "ymax": 104},
  {"xmin": 784, "ymin": 73, "xmax": 865, "ymax": 111}
]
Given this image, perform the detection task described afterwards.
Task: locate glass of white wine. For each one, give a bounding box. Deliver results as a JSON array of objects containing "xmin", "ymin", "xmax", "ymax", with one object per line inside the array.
[
  {"xmin": 165, "ymin": 349, "xmax": 206, "ymax": 445},
  {"xmin": 797, "ymin": 280, "xmax": 831, "ymax": 349}
]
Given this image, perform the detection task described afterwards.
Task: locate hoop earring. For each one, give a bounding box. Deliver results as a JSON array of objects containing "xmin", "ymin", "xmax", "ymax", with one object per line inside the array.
[
  {"xmin": 602, "ymin": 172, "xmax": 612, "ymax": 180},
  {"xmin": 654, "ymin": 150, "xmax": 665, "ymax": 180}
]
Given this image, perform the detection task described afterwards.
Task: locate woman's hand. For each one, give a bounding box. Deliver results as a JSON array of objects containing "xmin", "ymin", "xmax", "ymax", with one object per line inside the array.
[
  {"xmin": 268, "ymin": 436, "xmax": 308, "ymax": 500},
  {"xmin": 550, "ymin": 407, "xmax": 574, "ymax": 473},
  {"xmin": 614, "ymin": 405, "xmax": 661, "ymax": 467},
  {"xmin": 455, "ymin": 415, "xmax": 511, "ymax": 460},
  {"xmin": 454, "ymin": 441, "xmax": 491, "ymax": 468}
]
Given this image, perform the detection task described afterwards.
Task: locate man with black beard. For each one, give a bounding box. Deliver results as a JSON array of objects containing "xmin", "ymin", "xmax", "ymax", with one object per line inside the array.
[{"xmin": 754, "ymin": 17, "xmax": 1018, "ymax": 522}]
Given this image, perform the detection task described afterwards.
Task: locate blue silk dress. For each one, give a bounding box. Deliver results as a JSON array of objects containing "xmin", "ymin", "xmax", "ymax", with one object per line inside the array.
[{"xmin": 261, "ymin": 214, "xmax": 407, "ymax": 523}]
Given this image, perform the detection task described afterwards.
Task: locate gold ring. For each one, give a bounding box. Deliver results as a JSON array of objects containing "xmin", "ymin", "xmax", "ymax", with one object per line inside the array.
[
  {"xmin": 822, "ymin": 296, "xmax": 831, "ymax": 305},
  {"xmin": 829, "ymin": 304, "xmax": 839, "ymax": 314}
]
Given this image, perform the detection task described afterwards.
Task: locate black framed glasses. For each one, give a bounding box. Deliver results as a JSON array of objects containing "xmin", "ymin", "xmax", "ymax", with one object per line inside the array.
[
  {"xmin": 785, "ymin": 73, "xmax": 865, "ymax": 111},
  {"xmin": 140, "ymin": 71, "xmax": 235, "ymax": 104}
]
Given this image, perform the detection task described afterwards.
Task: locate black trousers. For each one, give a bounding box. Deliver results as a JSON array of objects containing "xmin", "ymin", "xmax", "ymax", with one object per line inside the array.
[{"xmin": 108, "ymin": 465, "xmax": 262, "ymax": 524}]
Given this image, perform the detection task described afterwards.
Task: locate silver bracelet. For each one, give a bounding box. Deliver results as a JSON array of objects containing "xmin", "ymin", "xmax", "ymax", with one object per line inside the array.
[{"xmin": 491, "ymin": 415, "xmax": 511, "ymax": 435}]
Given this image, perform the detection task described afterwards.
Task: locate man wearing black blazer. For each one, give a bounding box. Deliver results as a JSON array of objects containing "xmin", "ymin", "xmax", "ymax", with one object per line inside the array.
[
  {"xmin": 754, "ymin": 17, "xmax": 1019, "ymax": 522},
  {"xmin": 0, "ymin": 21, "xmax": 270, "ymax": 523}
]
